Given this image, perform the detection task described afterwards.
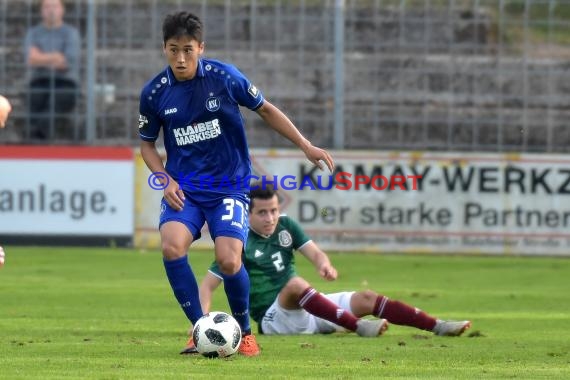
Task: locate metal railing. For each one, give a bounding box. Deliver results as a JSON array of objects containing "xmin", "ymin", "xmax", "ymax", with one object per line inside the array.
[{"xmin": 0, "ymin": 0, "xmax": 568, "ymax": 152}]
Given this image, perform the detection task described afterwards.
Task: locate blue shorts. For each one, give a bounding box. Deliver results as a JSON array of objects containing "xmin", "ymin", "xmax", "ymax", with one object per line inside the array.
[{"xmin": 159, "ymin": 193, "xmax": 250, "ymax": 244}]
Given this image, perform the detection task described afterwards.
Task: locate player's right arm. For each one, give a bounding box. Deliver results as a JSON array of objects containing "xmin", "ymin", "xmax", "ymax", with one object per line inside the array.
[
  {"xmin": 199, "ymin": 270, "xmax": 223, "ymax": 313},
  {"xmin": 138, "ymin": 86, "xmax": 184, "ymax": 210},
  {"xmin": 298, "ymin": 241, "xmax": 338, "ymax": 282},
  {"xmin": 140, "ymin": 141, "xmax": 185, "ymax": 211},
  {"xmin": 285, "ymin": 215, "xmax": 338, "ymax": 281},
  {"xmin": 200, "ymin": 263, "xmax": 224, "ymax": 313}
]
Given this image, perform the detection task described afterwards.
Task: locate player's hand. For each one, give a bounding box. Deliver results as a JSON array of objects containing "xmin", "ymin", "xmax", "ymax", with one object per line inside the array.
[
  {"xmin": 163, "ymin": 179, "xmax": 185, "ymax": 211},
  {"xmin": 319, "ymin": 263, "xmax": 337, "ymax": 281},
  {"xmin": 303, "ymin": 144, "xmax": 335, "ymax": 172}
]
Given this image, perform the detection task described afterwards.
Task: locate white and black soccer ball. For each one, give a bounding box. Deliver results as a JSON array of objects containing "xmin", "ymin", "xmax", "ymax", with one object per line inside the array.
[{"xmin": 193, "ymin": 311, "xmax": 242, "ymax": 358}]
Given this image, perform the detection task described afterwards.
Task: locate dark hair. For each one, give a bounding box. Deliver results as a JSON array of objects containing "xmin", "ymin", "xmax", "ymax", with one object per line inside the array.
[
  {"xmin": 162, "ymin": 12, "xmax": 203, "ymax": 44},
  {"xmin": 249, "ymin": 182, "xmax": 278, "ymax": 210}
]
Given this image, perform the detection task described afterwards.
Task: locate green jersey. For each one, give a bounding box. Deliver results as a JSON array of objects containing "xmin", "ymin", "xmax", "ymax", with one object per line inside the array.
[{"xmin": 209, "ymin": 215, "xmax": 311, "ymax": 323}]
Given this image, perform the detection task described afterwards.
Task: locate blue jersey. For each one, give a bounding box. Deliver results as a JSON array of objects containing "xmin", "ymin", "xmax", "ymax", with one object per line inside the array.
[{"xmin": 138, "ymin": 58, "xmax": 264, "ymax": 202}]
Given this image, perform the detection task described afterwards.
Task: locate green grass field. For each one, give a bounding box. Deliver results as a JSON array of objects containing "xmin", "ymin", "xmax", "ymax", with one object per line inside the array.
[{"xmin": 1, "ymin": 247, "xmax": 569, "ymax": 379}]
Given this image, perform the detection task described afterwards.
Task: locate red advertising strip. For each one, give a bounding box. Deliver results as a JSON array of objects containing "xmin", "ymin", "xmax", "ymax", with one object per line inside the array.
[{"xmin": 0, "ymin": 145, "xmax": 133, "ymax": 160}]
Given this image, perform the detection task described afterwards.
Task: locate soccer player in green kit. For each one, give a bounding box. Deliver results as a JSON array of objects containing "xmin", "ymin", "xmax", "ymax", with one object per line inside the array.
[{"xmin": 182, "ymin": 183, "xmax": 470, "ymax": 353}]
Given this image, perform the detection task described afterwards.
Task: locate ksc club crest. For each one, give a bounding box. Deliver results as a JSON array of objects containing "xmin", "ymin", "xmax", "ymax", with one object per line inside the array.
[
  {"xmin": 206, "ymin": 96, "xmax": 220, "ymax": 112},
  {"xmin": 278, "ymin": 230, "xmax": 292, "ymax": 247}
]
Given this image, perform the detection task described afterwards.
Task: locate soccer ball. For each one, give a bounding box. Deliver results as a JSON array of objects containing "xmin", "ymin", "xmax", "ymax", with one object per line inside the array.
[{"xmin": 193, "ymin": 311, "xmax": 242, "ymax": 358}]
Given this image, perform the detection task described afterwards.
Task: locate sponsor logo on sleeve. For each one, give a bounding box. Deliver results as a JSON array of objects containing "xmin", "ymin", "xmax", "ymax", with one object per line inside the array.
[
  {"xmin": 248, "ymin": 84, "xmax": 259, "ymax": 98},
  {"xmin": 138, "ymin": 114, "xmax": 148, "ymax": 129}
]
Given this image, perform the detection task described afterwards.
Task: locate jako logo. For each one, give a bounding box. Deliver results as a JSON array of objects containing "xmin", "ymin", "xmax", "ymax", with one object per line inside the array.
[{"xmin": 165, "ymin": 108, "xmax": 177, "ymax": 115}]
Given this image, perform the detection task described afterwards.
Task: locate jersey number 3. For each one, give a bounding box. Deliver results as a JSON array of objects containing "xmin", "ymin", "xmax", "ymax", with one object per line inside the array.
[{"xmin": 221, "ymin": 198, "xmax": 247, "ymax": 225}]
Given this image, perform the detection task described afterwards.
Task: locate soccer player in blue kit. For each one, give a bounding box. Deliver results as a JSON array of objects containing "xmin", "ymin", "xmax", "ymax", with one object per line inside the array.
[{"xmin": 138, "ymin": 11, "xmax": 334, "ymax": 356}]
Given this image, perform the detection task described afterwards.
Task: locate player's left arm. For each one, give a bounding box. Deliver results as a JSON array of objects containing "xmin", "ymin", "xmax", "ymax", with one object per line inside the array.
[
  {"xmin": 298, "ymin": 241, "xmax": 337, "ymax": 281},
  {"xmin": 255, "ymin": 100, "xmax": 334, "ymax": 172},
  {"xmin": 226, "ymin": 64, "xmax": 333, "ymax": 171}
]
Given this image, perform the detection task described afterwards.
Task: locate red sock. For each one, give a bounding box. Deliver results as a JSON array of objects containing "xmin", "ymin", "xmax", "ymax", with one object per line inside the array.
[
  {"xmin": 374, "ymin": 296, "xmax": 437, "ymax": 331},
  {"xmin": 299, "ymin": 287, "xmax": 358, "ymax": 331}
]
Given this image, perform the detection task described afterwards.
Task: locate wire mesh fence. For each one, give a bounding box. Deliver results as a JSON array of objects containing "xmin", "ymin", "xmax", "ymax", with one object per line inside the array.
[{"xmin": 0, "ymin": 0, "xmax": 568, "ymax": 152}]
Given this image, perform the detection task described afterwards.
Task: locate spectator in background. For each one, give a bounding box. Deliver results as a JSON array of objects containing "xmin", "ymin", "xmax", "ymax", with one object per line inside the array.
[{"xmin": 24, "ymin": 0, "xmax": 80, "ymax": 140}]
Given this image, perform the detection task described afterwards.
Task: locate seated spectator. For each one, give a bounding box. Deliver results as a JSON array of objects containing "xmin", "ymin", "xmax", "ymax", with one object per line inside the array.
[{"xmin": 24, "ymin": 0, "xmax": 80, "ymax": 140}]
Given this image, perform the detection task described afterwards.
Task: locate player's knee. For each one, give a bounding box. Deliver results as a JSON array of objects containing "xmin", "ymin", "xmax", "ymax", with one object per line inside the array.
[
  {"xmin": 161, "ymin": 241, "xmax": 186, "ymax": 260},
  {"xmin": 217, "ymin": 256, "xmax": 241, "ymax": 275},
  {"xmin": 284, "ymin": 277, "xmax": 310, "ymax": 296},
  {"xmin": 356, "ymin": 290, "xmax": 380, "ymax": 305},
  {"xmin": 350, "ymin": 290, "xmax": 381, "ymax": 316}
]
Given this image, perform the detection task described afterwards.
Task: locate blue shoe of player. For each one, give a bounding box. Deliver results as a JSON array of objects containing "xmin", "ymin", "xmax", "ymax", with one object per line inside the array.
[{"xmin": 433, "ymin": 320, "xmax": 471, "ymax": 336}]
